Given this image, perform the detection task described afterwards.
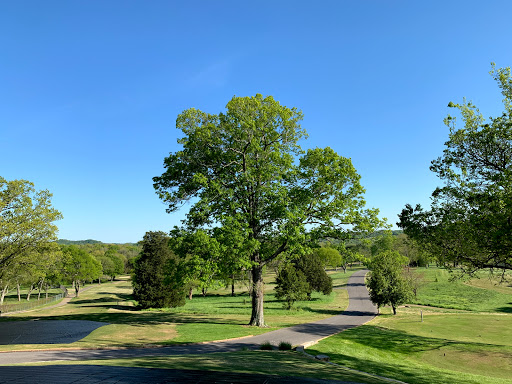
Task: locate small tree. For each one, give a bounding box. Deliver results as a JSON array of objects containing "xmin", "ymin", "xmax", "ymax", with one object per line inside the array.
[
  {"xmin": 366, "ymin": 250, "xmax": 412, "ymax": 315},
  {"xmin": 275, "ymin": 263, "xmax": 310, "ymax": 309},
  {"xmin": 295, "ymin": 252, "xmax": 333, "ymax": 296}
]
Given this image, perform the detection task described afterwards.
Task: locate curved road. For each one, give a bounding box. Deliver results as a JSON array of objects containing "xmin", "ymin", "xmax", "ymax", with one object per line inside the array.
[{"xmin": 0, "ymin": 269, "xmax": 377, "ymax": 365}]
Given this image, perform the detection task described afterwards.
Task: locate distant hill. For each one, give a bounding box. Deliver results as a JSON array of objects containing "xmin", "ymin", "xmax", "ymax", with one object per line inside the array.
[{"xmin": 57, "ymin": 239, "xmax": 103, "ymax": 245}]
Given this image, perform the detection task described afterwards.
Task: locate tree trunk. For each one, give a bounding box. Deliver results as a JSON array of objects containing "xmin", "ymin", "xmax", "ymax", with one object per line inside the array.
[
  {"xmin": 74, "ymin": 280, "xmax": 80, "ymax": 298},
  {"xmin": 37, "ymin": 278, "xmax": 44, "ymax": 300},
  {"xmin": 202, "ymin": 287, "xmax": 207, "ymax": 297},
  {"xmin": 392, "ymin": 305, "xmax": 397, "ymax": 315},
  {"xmin": 231, "ymin": 274, "xmax": 235, "ymax": 297},
  {"xmin": 98, "ymin": 278, "xmax": 101, "ymax": 285},
  {"xmin": 188, "ymin": 286, "xmax": 193, "ymax": 300},
  {"xmin": 249, "ymin": 263, "xmax": 265, "ymax": 327},
  {"xmin": 26, "ymin": 284, "xmax": 34, "ymax": 301},
  {"xmin": 0, "ymin": 285, "xmax": 8, "ymax": 305},
  {"xmin": 17, "ymin": 283, "xmax": 21, "ymax": 301}
]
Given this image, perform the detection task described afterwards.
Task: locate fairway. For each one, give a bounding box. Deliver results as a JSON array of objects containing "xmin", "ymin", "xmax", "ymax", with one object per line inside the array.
[
  {"xmin": 0, "ymin": 268, "xmax": 356, "ymax": 351},
  {"xmin": 307, "ymin": 267, "xmax": 512, "ymax": 384}
]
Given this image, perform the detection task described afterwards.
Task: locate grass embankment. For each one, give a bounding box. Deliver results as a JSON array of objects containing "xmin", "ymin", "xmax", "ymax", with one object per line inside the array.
[
  {"xmin": 308, "ymin": 267, "xmax": 512, "ymax": 384},
  {"xmin": 0, "ymin": 268, "xmax": 358, "ymax": 350}
]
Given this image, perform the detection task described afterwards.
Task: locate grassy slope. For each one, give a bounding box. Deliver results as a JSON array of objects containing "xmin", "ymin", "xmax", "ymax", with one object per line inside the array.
[{"xmin": 308, "ymin": 267, "xmax": 512, "ymax": 384}]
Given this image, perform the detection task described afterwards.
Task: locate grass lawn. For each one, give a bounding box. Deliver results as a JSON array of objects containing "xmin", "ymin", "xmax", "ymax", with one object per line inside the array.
[
  {"xmin": 410, "ymin": 268, "xmax": 512, "ymax": 312},
  {"xmin": 307, "ymin": 266, "xmax": 512, "ymax": 384},
  {"xmin": 0, "ymin": 268, "xmax": 357, "ymax": 350}
]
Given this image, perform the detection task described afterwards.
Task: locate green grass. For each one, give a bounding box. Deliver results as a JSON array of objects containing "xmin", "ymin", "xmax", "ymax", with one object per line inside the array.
[
  {"xmin": 7, "ymin": 351, "xmax": 392, "ymax": 384},
  {"xmin": 0, "ymin": 269, "xmax": 353, "ymax": 350},
  {"xmin": 410, "ymin": 268, "xmax": 512, "ymax": 312},
  {"xmin": 307, "ymin": 302, "xmax": 512, "ymax": 384}
]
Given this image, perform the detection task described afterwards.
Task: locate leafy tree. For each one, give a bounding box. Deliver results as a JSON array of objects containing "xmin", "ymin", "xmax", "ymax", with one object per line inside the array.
[
  {"xmin": 314, "ymin": 247, "xmax": 342, "ymax": 269},
  {"xmin": 275, "ymin": 263, "xmax": 310, "ymax": 309},
  {"xmin": 399, "ymin": 64, "xmax": 512, "ymax": 275},
  {"xmin": 132, "ymin": 231, "xmax": 186, "ymax": 309},
  {"xmin": 169, "ymin": 228, "xmax": 224, "ymax": 299},
  {"xmin": 153, "ymin": 94, "xmax": 382, "ymax": 326},
  {"xmin": 103, "ymin": 246, "xmax": 124, "ymax": 280},
  {"xmin": 0, "ymin": 178, "xmax": 62, "ymax": 280},
  {"xmin": 366, "ymin": 250, "xmax": 413, "ymax": 314},
  {"xmin": 295, "ymin": 252, "xmax": 333, "ymax": 296},
  {"xmin": 60, "ymin": 245, "xmax": 102, "ymax": 297}
]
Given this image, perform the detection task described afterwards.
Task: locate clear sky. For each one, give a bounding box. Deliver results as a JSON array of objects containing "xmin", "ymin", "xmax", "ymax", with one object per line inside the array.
[{"xmin": 2, "ymin": 1, "xmax": 512, "ymax": 243}]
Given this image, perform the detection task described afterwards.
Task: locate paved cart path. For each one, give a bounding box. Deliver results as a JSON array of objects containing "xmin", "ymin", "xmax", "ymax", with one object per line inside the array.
[{"xmin": 0, "ymin": 269, "xmax": 377, "ymax": 365}]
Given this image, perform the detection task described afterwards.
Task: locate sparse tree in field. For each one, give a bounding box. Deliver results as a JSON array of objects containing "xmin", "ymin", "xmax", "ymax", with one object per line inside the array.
[
  {"xmin": 366, "ymin": 250, "xmax": 413, "ymax": 315},
  {"xmin": 103, "ymin": 246, "xmax": 124, "ymax": 281},
  {"xmin": 153, "ymin": 94, "xmax": 382, "ymax": 326},
  {"xmin": 399, "ymin": 64, "xmax": 512, "ymax": 276},
  {"xmin": 60, "ymin": 245, "xmax": 102, "ymax": 297},
  {"xmin": 132, "ymin": 231, "xmax": 186, "ymax": 308}
]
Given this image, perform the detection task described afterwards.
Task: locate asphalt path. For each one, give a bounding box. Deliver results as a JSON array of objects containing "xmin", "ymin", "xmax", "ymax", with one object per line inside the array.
[{"xmin": 0, "ymin": 269, "xmax": 377, "ymax": 365}]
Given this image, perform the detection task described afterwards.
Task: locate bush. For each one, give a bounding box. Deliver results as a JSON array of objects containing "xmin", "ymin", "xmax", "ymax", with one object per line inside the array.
[
  {"xmin": 260, "ymin": 341, "xmax": 274, "ymax": 350},
  {"xmin": 278, "ymin": 341, "xmax": 292, "ymax": 350}
]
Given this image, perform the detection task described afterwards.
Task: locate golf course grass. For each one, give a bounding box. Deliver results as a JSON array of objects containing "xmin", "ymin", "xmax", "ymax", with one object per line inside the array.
[{"xmin": 2, "ymin": 265, "xmax": 511, "ymax": 384}]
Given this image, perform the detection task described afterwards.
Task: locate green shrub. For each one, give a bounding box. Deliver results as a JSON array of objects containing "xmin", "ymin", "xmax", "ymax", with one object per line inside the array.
[
  {"xmin": 278, "ymin": 341, "xmax": 292, "ymax": 350},
  {"xmin": 260, "ymin": 341, "xmax": 274, "ymax": 350}
]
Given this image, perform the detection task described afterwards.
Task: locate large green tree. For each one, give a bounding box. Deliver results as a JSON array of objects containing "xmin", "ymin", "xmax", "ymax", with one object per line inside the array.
[
  {"xmin": 399, "ymin": 65, "xmax": 512, "ymax": 275},
  {"xmin": 0, "ymin": 178, "xmax": 62, "ymax": 281},
  {"xmin": 154, "ymin": 94, "xmax": 381, "ymax": 326}
]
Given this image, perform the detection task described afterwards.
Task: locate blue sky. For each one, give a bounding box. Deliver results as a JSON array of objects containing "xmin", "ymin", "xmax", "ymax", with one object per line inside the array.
[{"xmin": 2, "ymin": 1, "xmax": 512, "ymax": 243}]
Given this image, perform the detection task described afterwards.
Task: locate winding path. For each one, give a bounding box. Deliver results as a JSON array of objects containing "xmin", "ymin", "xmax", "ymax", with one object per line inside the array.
[{"xmin": 0, "ymin": 269, "xmax": 377, "ymax": 365}]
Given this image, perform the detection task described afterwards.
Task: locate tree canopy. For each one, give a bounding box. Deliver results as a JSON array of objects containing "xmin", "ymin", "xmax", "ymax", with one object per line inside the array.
[
  {"xmin": 0, "ymin": 178, "xmax": 62, "ymax": 281},
  {"xmin": 366, "ymin": 250, "xmax": 412, "ymax": 315},
  {"xmin": 154, "ymin": 94, "xmax": 382, "ymax": 326},
  {"xmin": 398, "ymin": 64, "xmax": 512, "ymax": 276}
]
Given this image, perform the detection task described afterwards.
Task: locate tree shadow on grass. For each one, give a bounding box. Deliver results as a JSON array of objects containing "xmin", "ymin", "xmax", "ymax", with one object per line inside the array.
[{"xmin": 495, "ymin": 303, "xmax": 512, "ymax": 313}]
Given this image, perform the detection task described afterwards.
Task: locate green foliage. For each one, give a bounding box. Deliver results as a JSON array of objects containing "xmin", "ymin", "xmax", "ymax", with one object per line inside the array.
[
  {"xmin": 103, "ymin": 246, "xmax": 124, "ymax": 280},
  {"xmin": 60, "ymin": 245, "xmax": 102, "ymax": 297},
  {"xmin": 153, "ymin": 94, "xmax": 383, "ymax": 326},
  {"xmin": 132, "ymin": 231, "xmax": 186, "ymax": 309},
  {"xmin": 0, "ymin": 177, "xmax": 62, "ymax": 283},
  {"xmin": 278, "ymin": 341, "xmax": 292, "ymax": 350},
  {"xmin": 399, "ymin": 64, "xmax": 512, "ymax": 274},
  {"xmin": 295, "ymin": 252, "xmax": 333, "ymax": 296},
  {"xmin": 366, "ymin": 250, "xmax": 412, "ymax": 314},
  {"xmin": 275, "ymin": 263, "xmax": 310, "ymax": 309},
  {"xmin": 314, "ymin": 247, "xmax": 341, "ymax": 269},
  {"xmin": 260, "ymin": 341, "xmax": 274, "ymax": 350}
]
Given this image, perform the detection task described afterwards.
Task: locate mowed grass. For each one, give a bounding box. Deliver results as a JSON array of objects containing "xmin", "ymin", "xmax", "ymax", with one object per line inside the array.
[
  {"xmin": 8, "ymin": 351, "xmax": 391, "ymax": 384},
  {"xmin": 307, "ymin": 266, "xmax": 512, "ymax": 384},
  {"xmin": 0, "ymin": 268, "xmax": 356, "ymax": 350},
  {"xmin": 410, "ymin": 267, "xmax": 512, "ymax": 312}
]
